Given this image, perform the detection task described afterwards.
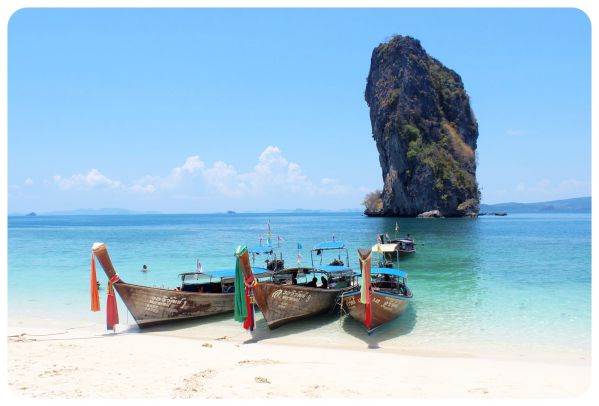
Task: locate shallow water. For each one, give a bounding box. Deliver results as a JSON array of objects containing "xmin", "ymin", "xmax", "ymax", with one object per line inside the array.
[{"xmin": 7, "ymin": 212, "xmax": 591, "ymax": 354}]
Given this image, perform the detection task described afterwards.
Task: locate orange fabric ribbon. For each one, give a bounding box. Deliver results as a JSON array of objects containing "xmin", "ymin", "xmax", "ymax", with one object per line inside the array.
[
  {"xmin": 106, "ymin": 274, "xmax": 120, "ymax": 331},
  {"xmin": 90, "ymin": 253, "xmax": 100, "ymax": 312}
]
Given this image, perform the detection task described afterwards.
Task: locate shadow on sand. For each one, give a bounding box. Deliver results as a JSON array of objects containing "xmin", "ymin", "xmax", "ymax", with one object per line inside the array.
[
  {"xmin": 243, "ymin": 310, "xmax": 341, "ymax": 344},
  {"xmin": 340, "ymin": 304, "xmax": 417, "ymax": 349},
  {"xmin": 129, "ymin": 311, "xmax": 235, "ymax": 334}
]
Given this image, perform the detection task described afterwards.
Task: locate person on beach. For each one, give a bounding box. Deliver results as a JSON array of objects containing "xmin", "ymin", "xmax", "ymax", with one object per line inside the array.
[{"xmin": 142, "ymin": 264, "xmax": 148, "ymax": 272}]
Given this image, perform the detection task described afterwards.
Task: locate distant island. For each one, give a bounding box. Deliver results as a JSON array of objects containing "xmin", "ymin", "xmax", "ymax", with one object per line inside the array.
[
  {"xmin": 9, "ymin": 198, "xmax": 589, "ymax": 217},
  {"xmin": 480, "ymin": 196, "xmax": 591, "ymax": 214}
]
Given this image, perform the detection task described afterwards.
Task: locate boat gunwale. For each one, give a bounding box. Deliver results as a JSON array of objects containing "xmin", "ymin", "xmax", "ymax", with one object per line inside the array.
[
  {"xmin": 340, "ymin": 289, "xmax": 413, "ymax": 300},
  {"xmin": 114, "ymin": 280, "xmax": 234, "ymax": 297}
]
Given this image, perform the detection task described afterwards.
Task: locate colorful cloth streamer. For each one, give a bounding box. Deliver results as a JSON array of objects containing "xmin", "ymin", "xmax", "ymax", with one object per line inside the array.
[
  {"xmin": 359, "ymin": 251, "xmax": 372, "ymax": 330},
  {"xmin": 90, "ymin": 253, "xmax": 100, "ymax": 312},
  {"xmin": 106, "ymin": 274, "xmax": 120, "ymax": 331},
  {"xmin": 234, "ymin": 246, "xmax": 256, "ymax": 331}
]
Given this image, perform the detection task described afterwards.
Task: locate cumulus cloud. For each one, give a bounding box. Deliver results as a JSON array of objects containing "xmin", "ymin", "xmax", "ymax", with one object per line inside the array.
[
  {"xmin": 24, "ymin": 178, "xmax": 34, "ymax": 186},
  {"xmin": 49, "ymin": 146, "xmax": 366, "ymax": 202},
  {"xmin": 171, "ymin": 155, "xmax": 204, "ymax": 177},
  {"xmin": 53, "ymin": 169, "xmax": 122, "ymax": 191}
]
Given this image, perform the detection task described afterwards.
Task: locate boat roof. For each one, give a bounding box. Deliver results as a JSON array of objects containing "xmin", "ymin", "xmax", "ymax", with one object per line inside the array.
[
  {"xmin": 371, "ymin": 243, "xmax": 399, "ymax": 252},
  {"xmin": 370, "ymin": 267, "xmax": 408, "ymax": 278},
  {"xmin": 248, "ymin": 245, "xmax": 274, "ymax": 254},
  {"xmin": 315, "ymin": 265, "xmax": 353, "ymax": 273},
  {"xmin": 313, "ymin": 241, "xmax": 345, "ymax": 250},
  {"xmin": 397, "ymin": 239, "xmax": 413, "ymax": 243},
  {"xmin": 180, "ymin": 267, "xmax": 271, "ymax": 281}
]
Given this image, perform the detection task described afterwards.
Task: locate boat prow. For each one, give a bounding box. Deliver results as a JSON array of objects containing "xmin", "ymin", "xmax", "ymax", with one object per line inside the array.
[
  {"xmin": 91, "ymin": 242, "xmax": 258, "ymax": 328},
  {"xmin": 341, "ymin": 248, "xmax": 412, "ymax": 333}
]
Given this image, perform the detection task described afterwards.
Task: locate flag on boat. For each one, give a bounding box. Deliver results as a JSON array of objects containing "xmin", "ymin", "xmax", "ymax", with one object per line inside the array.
[
  {"xmin": 395, "ymin": 222, "xmax": 399, "ymax": 232},
  {"xmin": 197, "ymin": 260, "xmax": 203, "ymax": 273},
  {"xmin": 297, "ymin": 242, "xmax": 302, "ymax": 250},
  {"xmin": 258, "ymin": 235, "xmax": 263, "ymax": 246},
  {"xmin": 267, "ymin": 222, "xmax": 272, "ymax": 246}
]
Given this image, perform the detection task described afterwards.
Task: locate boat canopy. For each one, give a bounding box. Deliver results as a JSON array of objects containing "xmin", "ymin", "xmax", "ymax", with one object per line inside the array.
[
  {"xmin": 316, "ymin": 265, "xmax": 353, "ymax": 273},
  {"xmin": 370, "ymin": 267, "xmax": 408, "ymax": 278},
  {"xmin": 248, "ymin": 245, "xmax": 274, "ymax": 254},
  {"xmin": 371, "ymin": 243, "xmax": 399, "ymax": 253},
  {"xmin": 180, "ymin": 267, "xmax": 271, "ymax": 282},
  {"xmin": 313, "ymin": 241, "xmax": 345, "ymax": 250}
]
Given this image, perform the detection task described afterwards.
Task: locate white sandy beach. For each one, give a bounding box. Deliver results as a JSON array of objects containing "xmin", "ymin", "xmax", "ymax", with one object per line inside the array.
[{"xmin": 6, "ymin": 316, "xmax": 591, "ymax": 399}]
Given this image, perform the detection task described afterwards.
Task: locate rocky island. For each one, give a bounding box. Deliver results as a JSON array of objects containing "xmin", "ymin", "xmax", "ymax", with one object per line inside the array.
[{"xmin": 364, "ymin": 35, "xmax": 480, "ymax": 217}]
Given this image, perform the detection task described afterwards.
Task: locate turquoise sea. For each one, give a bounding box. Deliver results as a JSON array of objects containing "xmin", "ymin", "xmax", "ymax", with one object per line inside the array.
[{"xmin": 7, "ymin": 212, "xmax": 591, "ymax": 355}]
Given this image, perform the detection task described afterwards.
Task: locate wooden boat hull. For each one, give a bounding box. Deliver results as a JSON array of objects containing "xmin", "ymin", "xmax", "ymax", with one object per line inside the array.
[
  {"xmin": 113, "ymin": 282, "xmax": 233, "ymax": 328},
  {"xmin": 92, "ymin": 242, "xmax": 234, "ymax": 329},
  {"xmin": 253, "ymin": 283, "xmax": 348, "ymax": 329},
  {"xmin": 383, "ymin": 250, "xmax": 415, "ymax": 260},
  {"xmin": 341, "ymin": 290, "xmax": 411, "ymax": 333}
]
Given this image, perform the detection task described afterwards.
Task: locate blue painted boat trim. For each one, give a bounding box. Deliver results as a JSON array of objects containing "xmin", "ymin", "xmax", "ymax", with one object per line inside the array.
[{"xmin": 340, "ymin": 290, "xmax": 412, "ymax": 300}]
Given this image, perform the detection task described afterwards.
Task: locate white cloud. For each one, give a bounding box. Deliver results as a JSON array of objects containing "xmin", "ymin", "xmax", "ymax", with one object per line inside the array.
[
  {"xmin": 49, "ymin": 147, "xmax": 367, "ymax": 205},
  {"xmin": 171, "ymin": 155, "xmax": 204, "ymax": 177},
  {"xmin": 24, "ymin": 178, "xmax": 34, "ymax": 186},
  {"xmin": 53, "ymin": 169, "xmax": 122, "ymax": 191}
]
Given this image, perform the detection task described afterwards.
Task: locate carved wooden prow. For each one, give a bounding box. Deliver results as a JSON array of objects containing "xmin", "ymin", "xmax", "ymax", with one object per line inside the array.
[
  {"xmin": 236, "ymin": 246, "xmax": 254, "ymax": 281},
  {"xmin": 92, "ymin": 242, "xmax": 121, "ymax": 282}
]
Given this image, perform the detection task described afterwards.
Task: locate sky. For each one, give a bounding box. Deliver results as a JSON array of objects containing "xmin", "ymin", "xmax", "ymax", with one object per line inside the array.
[{"xmin": 7, "ymin": 8, "xmax": 591, "ymax": 213}]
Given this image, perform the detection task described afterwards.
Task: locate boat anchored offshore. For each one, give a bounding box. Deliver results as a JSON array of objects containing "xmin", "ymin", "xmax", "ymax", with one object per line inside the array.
[
  {"xmin": 376, "ymin": 233, "xmax": 416, "ymax": 259},
  {"xmin": 90, "ymin": 242, "xmax": 272, "ymax": 328},
  {"xmin": 236, "ymin": 241, "xmax": 356, "ymax": 330},
  {"xmin": 341, "ymin": 248, "xmax": 412, "ymax": 334}
]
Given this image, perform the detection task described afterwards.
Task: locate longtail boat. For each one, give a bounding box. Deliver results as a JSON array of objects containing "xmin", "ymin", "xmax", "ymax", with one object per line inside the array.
[
  {"xmin": 236, "ymin": 241, "xmax": 356, "ymax": 329},
  {"xmin": 376, "ymin": 233, "xmax": 416, "ymax": 259},
  {"xmin": 90, "ymin": 242, "xmax": 271, "ymax": 328},
  {"xmin": 340, "ymin": 248, "xmax": 412, "ymax": 334}
]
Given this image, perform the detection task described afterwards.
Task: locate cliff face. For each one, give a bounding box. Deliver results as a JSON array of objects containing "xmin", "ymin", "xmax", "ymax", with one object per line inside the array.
[{"xmin": 365, "ymin": 35, "xmax": 480, "ymax": 217}]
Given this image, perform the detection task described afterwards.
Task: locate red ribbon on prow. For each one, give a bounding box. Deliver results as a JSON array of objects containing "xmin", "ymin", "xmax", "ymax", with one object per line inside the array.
[
  {"xmin": 106, "ymin": 274, "xmax": 120, "ymax": 331},
  {"xmin": 90, "ymin": 253, "xmax": 100, "ymax": 312},
  {"xmin": 243, "ymin": 275, "xmax": 256, "ymax": 331}
]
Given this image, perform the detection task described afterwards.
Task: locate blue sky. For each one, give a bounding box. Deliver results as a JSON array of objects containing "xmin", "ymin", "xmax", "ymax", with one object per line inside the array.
[{"xmin": 7, "ymin": 8, "xmax": 591, "ymax": 213}]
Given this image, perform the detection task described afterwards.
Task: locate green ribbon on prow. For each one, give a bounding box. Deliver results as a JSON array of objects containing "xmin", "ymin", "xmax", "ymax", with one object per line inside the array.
[{"xmin": 233, "ymin": 245, "xmax": 249, "ymax": 322}]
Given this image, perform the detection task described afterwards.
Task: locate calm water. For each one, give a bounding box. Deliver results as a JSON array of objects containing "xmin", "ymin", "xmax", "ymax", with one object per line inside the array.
[{"xmin": 7, "ymin": 212, "xmax": 591, "ymax": 353}]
